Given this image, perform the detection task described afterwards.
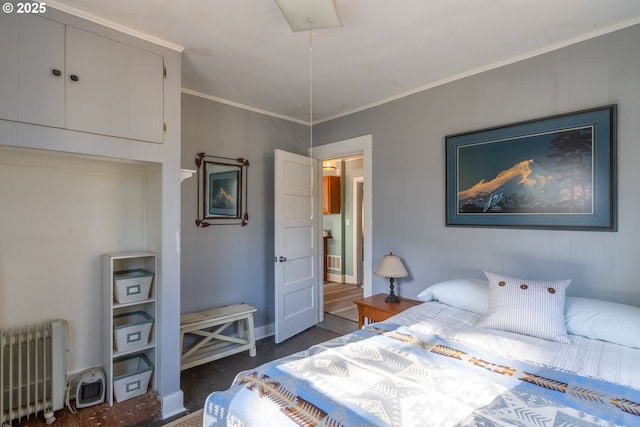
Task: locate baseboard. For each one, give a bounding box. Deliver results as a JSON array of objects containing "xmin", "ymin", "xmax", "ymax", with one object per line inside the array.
[
  {"xmin": 255, "ymin": 322, "xmax": 274, "ymax": 340},
  {"xmin": 161, "ymin": 390, "xmax": 186, "ymax": 420},
  {"xmin": 326, "ymin": 273, "xmax": 358, "ymax": 285},
  {"xmin": 327, "ymin": 272, "xmax": 342, "ymax": 282}
]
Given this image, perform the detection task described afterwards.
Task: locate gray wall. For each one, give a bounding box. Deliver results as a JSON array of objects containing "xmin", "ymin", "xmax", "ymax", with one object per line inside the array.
[
  {"xmin": 314, "ymin": 24, "xmax": 640, "ymax": 305},
  {"xmin": 180, "ymin": 94, "xmax": 309, "ymax": 329},
  {"xmin": 180, "ymin": 24, "xmax": 640, "ymax": 324}
]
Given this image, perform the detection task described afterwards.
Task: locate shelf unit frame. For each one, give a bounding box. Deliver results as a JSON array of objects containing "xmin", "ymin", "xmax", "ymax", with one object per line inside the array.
[{"xmin": 102, "ymin": 251, "xmax": 158, "ymax": 405}]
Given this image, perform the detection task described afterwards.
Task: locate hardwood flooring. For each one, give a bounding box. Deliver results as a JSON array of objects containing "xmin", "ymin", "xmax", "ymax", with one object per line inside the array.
[
  {"xmin": 323, "ymin": 281, "xmax": 363, "ymax": 322},
  {"xmin": 13, "ymin": 317, "xmax": 356, "ymax": 427}
]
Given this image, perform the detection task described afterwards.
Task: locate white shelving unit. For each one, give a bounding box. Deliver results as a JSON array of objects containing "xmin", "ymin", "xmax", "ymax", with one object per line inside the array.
[{"xmin": 102, "ymin": 251, "xmax": 157, "ymax": 405}]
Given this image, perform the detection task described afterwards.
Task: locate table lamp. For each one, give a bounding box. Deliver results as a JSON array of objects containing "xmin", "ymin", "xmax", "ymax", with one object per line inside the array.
[{"xmin": 374, "ymin": 252, "xmax": 408, "ymax": 302}]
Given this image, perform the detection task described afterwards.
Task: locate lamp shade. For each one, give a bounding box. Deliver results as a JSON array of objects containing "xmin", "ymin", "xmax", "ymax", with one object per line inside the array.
[{"xmin": 374, "ymin": 253, "xmax": 408, "ymax": 279}]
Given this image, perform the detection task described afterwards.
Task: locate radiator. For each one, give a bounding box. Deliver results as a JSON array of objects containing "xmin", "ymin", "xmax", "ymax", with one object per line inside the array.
[
  {"xmin": 1, "ymin": 319, "xmax": 68, "ymax": 425},
  {"xmin": 327, "ymin": 255, "xmax": 342, "ymax": 270}
]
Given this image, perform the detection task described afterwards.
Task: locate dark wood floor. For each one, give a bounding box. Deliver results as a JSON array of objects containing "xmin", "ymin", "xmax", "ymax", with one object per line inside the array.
[{"xmin": 13, "ymin": 315, "xmax": 356, "ymax": 427}]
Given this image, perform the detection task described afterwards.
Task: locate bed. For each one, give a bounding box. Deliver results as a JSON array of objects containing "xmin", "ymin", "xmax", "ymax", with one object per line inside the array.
[{"xmin": 203, "ymin": 272, "xmax": 640, "ymax": 426}]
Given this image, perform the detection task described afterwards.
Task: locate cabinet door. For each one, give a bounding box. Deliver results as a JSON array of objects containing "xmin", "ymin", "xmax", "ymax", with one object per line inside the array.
[
  {"xmin": 109, "ymin": 40, "xmax": 164, "ymax": 143},
  {"xmin": 0, "ymin": 14, "xmax": 65, "ymax": 127},
  {"xmin": 66, "ymin": 26, "xmax": 164, "ymax": 143},
  {"xmin": 323, "ymin": 176, "xmax": 341, "ymax": 214},
  {"xmin": 65, "ymin": 26, "xmax": 111, "ymax": 136}
]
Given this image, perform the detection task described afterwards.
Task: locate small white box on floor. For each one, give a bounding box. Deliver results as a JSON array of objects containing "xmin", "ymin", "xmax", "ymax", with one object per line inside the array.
[
  {"xmin": 113, "ymin": 269, "xmax": 153, "ymax": 303},
  {"xmin": 113, "ymin": 311, "xmax": 154, "ymax": 352},
  {"xmin": 112, "ymin": 354, "xmax": 153, "ymax": 402}
]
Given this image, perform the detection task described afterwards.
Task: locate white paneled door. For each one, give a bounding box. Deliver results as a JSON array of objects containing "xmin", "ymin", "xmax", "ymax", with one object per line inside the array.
[{"xmin": 274, "ymin": 149, "xmax": 320, "ymax": 343}]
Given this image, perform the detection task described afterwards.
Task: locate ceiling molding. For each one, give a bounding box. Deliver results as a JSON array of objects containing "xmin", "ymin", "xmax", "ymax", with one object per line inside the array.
[
  {"xmin": 46, "ymin": 0, "xmax": 184, "ymax": 52},
  {"xmin": 181, "ymin": 88, "xmax": 309, "ymax": 126}
]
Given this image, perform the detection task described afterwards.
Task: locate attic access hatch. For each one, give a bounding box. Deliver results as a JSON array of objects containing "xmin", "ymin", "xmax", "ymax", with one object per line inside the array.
[{"xmin": 275, "ymin": 0, "xmax": 342, "ymax": 32}]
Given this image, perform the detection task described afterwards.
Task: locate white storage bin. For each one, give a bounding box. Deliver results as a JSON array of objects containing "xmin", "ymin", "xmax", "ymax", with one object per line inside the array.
[
  {"xmin": 113, "ymin": 311, "xmax": 154, "ymax": 352},
  {"xmin": 113, "ymin": 269, "xmax": 153, "ymax": 304},
  {"xmin": 113, "ymin": 354, "xmax": 153, "ymax": 402}
]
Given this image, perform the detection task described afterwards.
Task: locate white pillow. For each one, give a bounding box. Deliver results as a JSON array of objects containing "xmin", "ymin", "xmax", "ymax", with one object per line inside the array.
[
  {"xmin": 476, "ymin": 271, "xmax": 571, "ymax": 344},
  {"xmin": 565, "ymin": 297, "xmax": 640, "ymax": 348},
  {"xmin": 416, "ymin": 278, "xmax": 489, "ymax": 314}
]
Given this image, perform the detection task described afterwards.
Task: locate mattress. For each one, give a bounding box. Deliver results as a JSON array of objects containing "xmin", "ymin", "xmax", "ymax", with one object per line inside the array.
[{"xmin": 203, "ymin": 301, "xmax": 640, "ymax": 426}]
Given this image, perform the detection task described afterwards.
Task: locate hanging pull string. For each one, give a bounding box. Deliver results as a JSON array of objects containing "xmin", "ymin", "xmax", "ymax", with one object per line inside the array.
[
  {"xmin": 307, "ymin": 18, "xmax": 313, "ymax": 163},
  {"xmin": 308, "ymin": 17, "xmax": 313, "ymax": 151},
  {"xmin": 308, "ymin": 18, "xmax": 314, "ymax": 218}
]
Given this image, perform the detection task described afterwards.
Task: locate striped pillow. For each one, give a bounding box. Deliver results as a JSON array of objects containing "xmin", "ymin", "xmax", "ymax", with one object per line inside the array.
[{"xmin": 476, "ymin": 271, "xmax": 571, "ymax": 343}]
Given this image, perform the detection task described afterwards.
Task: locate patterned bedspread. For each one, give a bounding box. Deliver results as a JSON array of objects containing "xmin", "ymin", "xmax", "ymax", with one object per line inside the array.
[{"xmin": 203, "ymin": 321, "xmax": 640, "ymax": 427}]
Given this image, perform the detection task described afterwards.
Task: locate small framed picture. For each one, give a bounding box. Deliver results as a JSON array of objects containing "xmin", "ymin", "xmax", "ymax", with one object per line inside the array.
[{"xmin": 195, "ymin": 154, "xmax": 249, "ymax": 227}]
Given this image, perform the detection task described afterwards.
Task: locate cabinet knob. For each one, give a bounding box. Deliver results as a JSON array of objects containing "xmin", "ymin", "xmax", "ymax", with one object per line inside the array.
[
  {"xmin": 279, "ymin": 256, "xmax": 287, "ymax": 262},
  {"xmin": 51, "ymin": 69, "xmax": 61, "ymax": 77},
  {"xmin": 69, "ymin": 74, "xmax": 79, "ymax": 82}
]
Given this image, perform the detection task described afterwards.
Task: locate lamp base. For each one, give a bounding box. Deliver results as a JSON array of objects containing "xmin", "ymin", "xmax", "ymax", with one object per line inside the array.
[
  {"xmin": 385, "ymin": 293, "xmax": 400, "ymax": 303},
  {"xmin": 385, "ymin": 277, "xmax": 400, "ymax": 302}
]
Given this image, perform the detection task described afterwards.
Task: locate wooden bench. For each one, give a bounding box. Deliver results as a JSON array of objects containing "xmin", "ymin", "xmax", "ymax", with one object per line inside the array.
[{"xmin": 180, "ymin": 303, "xmax": 257, "ymax": 371}]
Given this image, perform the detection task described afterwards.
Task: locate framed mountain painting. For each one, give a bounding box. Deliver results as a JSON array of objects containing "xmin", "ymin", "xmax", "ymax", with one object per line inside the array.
[{"xmin": 445, "ymin": 105, "xmax": 617, "ymax": 231}]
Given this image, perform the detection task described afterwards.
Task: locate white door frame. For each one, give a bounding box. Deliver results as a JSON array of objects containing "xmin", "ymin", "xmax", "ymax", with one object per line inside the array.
[
  {"xmin": 310, "ymin": 134, "xmax": 373, "ymax": 302},
  {"xmin": 353, "ymin": 176, "xmax": 364, "ymax": 286}
]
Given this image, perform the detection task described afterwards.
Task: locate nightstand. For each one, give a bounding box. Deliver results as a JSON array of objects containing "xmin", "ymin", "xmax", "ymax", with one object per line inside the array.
[{"xmin": 353, "ymin": 293, "xmax": 422, "ymax": 328}]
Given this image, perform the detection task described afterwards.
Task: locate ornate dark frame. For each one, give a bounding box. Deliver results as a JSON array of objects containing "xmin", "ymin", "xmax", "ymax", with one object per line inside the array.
[{"xmin": 195, "ymin": 153, "xmax": 249, "ymax": 227}]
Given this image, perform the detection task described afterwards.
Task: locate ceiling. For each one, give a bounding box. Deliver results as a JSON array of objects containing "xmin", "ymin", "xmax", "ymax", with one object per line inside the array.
[{"xmin": 49, "ymin": 0, "xmax": 640, "ymax": 124}]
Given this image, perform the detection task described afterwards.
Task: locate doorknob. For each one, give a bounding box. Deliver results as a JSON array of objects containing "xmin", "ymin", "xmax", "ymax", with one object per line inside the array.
[{"xmin": 279, "ymin": 256, "xmax": 287, "ymax": 262}]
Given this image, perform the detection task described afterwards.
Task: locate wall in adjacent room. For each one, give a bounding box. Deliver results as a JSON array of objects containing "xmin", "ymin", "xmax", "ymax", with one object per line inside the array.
[
  {"xmin": 342, "ymin": 158, "xmax": 364, "ymax": 281},
  {"xmin": 323, "ymin": 162, "xmax": 343, "ymax": 279},
  {"xmin": 322, "ymin": 158, "xmax": 364, "ymax": 283},
  {"xmin": 313, "ymin": 24, "xmax": 640, "ymax": 306}
]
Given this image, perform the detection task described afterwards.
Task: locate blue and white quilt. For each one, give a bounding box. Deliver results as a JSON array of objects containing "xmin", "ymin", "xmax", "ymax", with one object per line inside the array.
[{"xmin": 203, "ymin": 312, "xmax": 640, "ymax": 426}]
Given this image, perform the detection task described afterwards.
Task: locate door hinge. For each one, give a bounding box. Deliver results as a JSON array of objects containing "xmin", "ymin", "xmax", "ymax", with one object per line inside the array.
[
  {"xmin": 163, "ymin": 65, "xmax": 167, "ymax": 79},
  {"xmin": 163, "ymin": 122, "xmax": 167, "ymax": 133}
]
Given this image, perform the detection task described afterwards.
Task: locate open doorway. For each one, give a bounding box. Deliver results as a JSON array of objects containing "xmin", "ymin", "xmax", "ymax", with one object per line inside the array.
[
  {"xmin": 311, "ymin": 134, "xmax": 373, "ymax": 324},
  {"xmin": 321, "ymin": 155, "xmax": 364, "ymax": 323}
]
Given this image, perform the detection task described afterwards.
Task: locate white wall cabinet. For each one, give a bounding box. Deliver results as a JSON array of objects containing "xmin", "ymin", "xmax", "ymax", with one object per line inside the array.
[
  {"xmin": 0, "ymin": 14, "xmax": 164, "ymax": 143},
  {"xmin": 66, "ymin": 26, "xmax": 164, "ymax": 143},
  {"xmin": 0, "ymin": 14, "xmax": 65, "ymax": 128},
  {"xmin": 103, "ymin": 252, "xmax": 157, "ymax": 406}
]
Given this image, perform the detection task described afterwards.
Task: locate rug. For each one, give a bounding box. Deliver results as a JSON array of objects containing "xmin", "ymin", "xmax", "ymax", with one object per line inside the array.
[
  {"xmin": 164, "ymin": 409, "xmax": 203, "ymax": 427},
  {"xmin": 323, "ymin": 282, "xmax": 362, "ymax": 322}
]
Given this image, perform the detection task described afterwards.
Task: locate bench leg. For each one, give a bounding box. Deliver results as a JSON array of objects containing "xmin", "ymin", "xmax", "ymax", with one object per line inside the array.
[
  {"xmin": 247, "ymin": 313, "xmax": 256, "ymax": 357},
  {"xmin": 238, "ymin": 317, "xmax": 245, "ymax": 342}
]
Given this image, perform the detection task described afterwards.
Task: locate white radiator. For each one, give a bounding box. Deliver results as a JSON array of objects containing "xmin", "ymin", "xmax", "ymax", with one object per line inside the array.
[
  {"xmin": 327, "ymin": 255, "xmax": 342, "ymax": 270},
  {"xmin": 1, "ymin": 319, "xmax": 68, "ymax": 426}
]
